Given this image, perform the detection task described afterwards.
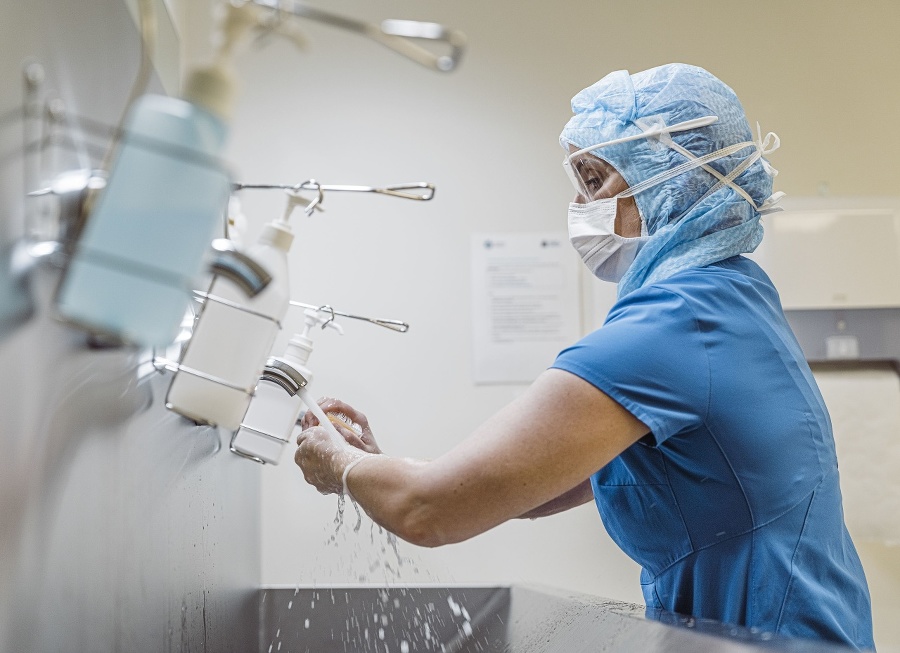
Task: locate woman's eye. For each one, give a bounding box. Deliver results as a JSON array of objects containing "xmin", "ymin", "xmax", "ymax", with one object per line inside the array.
[{"xmin": 585, "ymin": 174, "xmax": 604, "ymax": 190}]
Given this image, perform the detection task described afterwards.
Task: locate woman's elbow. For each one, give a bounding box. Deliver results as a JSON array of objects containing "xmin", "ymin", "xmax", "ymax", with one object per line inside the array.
[
  {"xmin": 388, "ymin": 486, "xmax": 474, "ymax": 548},
  {"xmin": 392, "ymin": 501, "xmax": 452, "ymax": 548},
  {"xmin": 380, "ymin": 470, "xmax": 475, "ymax": 548}
]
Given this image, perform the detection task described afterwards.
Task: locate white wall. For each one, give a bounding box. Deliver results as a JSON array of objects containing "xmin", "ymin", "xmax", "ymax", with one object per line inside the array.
[{"xmin": 179, "ymin": 1, "xmax": 900, "ymax": 649}]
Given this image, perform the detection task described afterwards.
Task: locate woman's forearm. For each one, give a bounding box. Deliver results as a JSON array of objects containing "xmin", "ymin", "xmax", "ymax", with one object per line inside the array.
[
  {"xmin": 343, "ymin": 456, "xmax": 458, "ymax": 547},
  {"xmin": 345, "ymin": 451, "xmax": 556, "ymax": 547},
  {"xmin": 300, "ymin": 369, "xmax": 649, "ymax": 548}
]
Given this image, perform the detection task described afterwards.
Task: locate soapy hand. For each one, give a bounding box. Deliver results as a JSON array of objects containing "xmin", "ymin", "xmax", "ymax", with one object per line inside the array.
[
  {"xmin": 294, "ymin": 425, "xmax": 359, "ymax": 494},
  {"xmin": 295, "ymin": 397, "xmax": 382, "ymax": 495},
  {"xmin": 299, "ymin": 397, "xmax": 383, "ymax": 455}
]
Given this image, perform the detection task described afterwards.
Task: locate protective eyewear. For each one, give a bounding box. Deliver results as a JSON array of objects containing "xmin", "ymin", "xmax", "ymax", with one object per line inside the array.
[{"xmin": 562, "ymin": 116, "xmax": 719, "ymax": 199}]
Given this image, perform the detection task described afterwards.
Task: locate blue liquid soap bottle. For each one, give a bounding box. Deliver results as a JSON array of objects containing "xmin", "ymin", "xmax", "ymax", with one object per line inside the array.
[
  {"xmin": 55, "ymin": 63, "xmax": 237, "ymax": 346},
  {"xmin": 231, "ymin": 308, "xmax": 343, "ymax": 464}
]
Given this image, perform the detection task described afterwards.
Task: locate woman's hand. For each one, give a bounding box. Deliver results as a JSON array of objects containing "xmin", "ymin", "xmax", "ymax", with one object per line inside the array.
[
  {"xmin": 294, "ymin": 424, "xmax": 360, "ymax": 495},
  {"xmin": 299, "ymin": 397, "xmax": 383, "ymax": 455},
  {"xmin": 295, "ymin": 397, "xmax": 382, "ymax": 495}
]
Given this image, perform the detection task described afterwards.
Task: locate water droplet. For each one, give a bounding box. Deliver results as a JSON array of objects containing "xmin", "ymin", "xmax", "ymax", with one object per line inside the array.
[
  {"xmin": 462, "ymin": 621, "xmax": 473, "ymax": 637},
  {"xmin": 287, "ymin": 600, "xmax": 293, "ymax": 610},
  {"xmin": 378, "ymin": 627, "xmax": 385, "ymax": 640},
  {"xmin": 304, "ymin": 618, "xmax": 310, "ymax": 629},
  {"xmin": 400, "ymin": 641, "xmax": 409, "ymax": 653}
]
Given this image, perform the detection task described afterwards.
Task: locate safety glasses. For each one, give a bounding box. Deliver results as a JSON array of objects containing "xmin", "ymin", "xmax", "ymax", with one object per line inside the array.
[{"xmin": 562, "ymin": 116, "xmax": 718, "ymax": 199}]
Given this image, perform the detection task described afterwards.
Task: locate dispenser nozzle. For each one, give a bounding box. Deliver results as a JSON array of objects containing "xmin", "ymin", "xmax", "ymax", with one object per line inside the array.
[
  {"xmin": 302, "ymin": 307, "xmax": 343, "ymax": 336},
  {"xmin": 281, "ymin": 181, "xmax": 324, "ymax": 224}
]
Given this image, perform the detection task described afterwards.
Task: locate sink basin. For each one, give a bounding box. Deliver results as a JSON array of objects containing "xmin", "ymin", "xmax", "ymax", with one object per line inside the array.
[{"xmin": 258, "ymin": 585, "xmax": 857, "ymax": 652}]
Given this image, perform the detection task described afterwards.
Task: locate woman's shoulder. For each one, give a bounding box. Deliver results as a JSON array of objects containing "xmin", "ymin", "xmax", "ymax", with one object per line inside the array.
[
  {"xmin": 626, "ymin": 256, "xmax": 778, "ymax": 308},
  {"xmin": 606, "ymin": 256, "xmax": 784, "ymax": 336}
]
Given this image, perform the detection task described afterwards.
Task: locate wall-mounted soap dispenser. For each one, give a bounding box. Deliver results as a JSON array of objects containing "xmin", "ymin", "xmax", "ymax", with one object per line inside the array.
[
  {"xmin": 52, "ymin": 2, "xmax": 268, "ymax": 347},
  {"xmin": 54, "ymin": 66, "xmax": 237, "ymax": 346},
  {"xmin": 164, "ymin": 189, "xmax": 319, "ymax": 430},
  {"xmin": 231, "ymin": 307, "xmax": 343, "ymax": 464}
]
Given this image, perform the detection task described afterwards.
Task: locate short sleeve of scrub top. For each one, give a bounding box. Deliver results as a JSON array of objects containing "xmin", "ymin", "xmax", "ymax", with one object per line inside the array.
[{"xmin": 553, "ymin": 283, "xmax": 710, "ymax": 446}]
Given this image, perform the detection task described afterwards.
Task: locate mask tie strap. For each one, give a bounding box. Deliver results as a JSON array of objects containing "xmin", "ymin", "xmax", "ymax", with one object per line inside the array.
[
  {"xmin": 756, "ymin": 123, "xmax": 781, "ymax": 177},
  {"xmin": 627, "ymin": 119, "xmax": 783, "ymax": 214},
  {"xmin": 682, "ymin": 127, "xmax": 782, "ymax": 213},
  {"xmin": 663, "ymin": 139, "xmax": 760, "ymax": 208},
  {"xmin": 633, "ymin": 114, "xmax": 758, "ymax": 207},
  {"xmin": 618, "ymin": 140, "xmax": 755, "ymax": 199}
]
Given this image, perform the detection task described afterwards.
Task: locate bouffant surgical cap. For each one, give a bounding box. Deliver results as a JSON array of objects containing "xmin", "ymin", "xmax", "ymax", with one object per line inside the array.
[{"xmin": 560, "ymin": 64, "xmax": 781, "ymax": 297}]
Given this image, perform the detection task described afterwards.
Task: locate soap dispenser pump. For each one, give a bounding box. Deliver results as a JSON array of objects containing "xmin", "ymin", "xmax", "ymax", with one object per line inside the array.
[
  {"xmin": 231, "ymin": 308, "xmax": 342, "ymax": 464},
  {"xmin": 164, "ymin": 189, "xmax": 317, "ymax": 430}
]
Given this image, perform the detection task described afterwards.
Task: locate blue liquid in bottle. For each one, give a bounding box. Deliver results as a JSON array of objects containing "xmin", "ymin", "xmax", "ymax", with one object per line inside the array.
[{"xmin": 56, "ymin": 94, "xmax": 231, "ymax": 346}]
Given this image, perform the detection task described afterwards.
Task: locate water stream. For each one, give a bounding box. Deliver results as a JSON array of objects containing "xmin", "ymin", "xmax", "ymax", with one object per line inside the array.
[{"xmin": 285, "ymin": 388, "xmax": 477, "ymax": 650}]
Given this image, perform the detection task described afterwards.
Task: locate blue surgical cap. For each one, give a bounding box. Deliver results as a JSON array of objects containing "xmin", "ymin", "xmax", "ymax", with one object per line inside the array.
[{"xmin": 560, "ymin": 63, "xmax": 779, "ymax": 297}]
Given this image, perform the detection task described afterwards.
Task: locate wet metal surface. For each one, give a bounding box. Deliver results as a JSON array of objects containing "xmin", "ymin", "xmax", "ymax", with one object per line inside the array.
[
  {"xmin": 259, "ymin": 585, "xmax": 859, "ymax": 653},
  {"xmin": 0, "ymin": 2, "xmax": 261, "ymax": 651},
  {"xmin": 0, "ymin": 271, "xmax": 261, "ymax": 653}
]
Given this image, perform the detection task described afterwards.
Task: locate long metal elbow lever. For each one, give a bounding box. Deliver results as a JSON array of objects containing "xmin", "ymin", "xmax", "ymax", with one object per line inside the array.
[
  {"xmin": 208, "ymin": 239, "xmax": 272, "ymax": 297},
  {"xmin": 289, "ymin": 300, "xmax": 410, "ymax": 333},
  {"xmin": 375, "ymin": 20, "xmax": 466, "ymax": 72},
  {"xmin": 248, "ymin": 0, "xmax": 465, "ymax": 72},
  {"xmin": 295, "ymin": 182, "xmax": 435, "ymax": 201},
  {"xmin": 233, "ymin": 181, "xmax": 435, "ymax": 202}
]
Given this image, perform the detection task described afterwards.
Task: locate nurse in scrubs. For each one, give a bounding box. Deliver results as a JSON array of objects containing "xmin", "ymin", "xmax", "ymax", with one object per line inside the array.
[{"xmin": 294, "ymin": 63, "xmax": 874, "ymax": 650}]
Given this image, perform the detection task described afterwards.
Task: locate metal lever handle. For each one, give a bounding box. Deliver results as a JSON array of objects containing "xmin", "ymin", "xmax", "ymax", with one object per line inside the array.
[
  {"xmin": 372, "ymin": 20, "xmax": 466, "ymax": 73},
  {"xmin": 248, "ymin": 0, "xmax": 465, "ymax": 72},
  {"xmin": 233, "ymin": 181, "xmax": 435, "ymax": 202},
  {"xmin": 297, "ymin": 182, "xmax": 434, "ymax": 202},
  {"xmin": 366, "ymin": 318, "xmax": 410, "ymax": 333},
  {"xmin": 290, "ymin": 301, "xmax": 410, "ymax": 333}
]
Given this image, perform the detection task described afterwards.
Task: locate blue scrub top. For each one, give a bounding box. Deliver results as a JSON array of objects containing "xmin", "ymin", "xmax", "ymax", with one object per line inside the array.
[{"xmin": 552, "ymin": 256, "xmax": 874, "ymax": 651}]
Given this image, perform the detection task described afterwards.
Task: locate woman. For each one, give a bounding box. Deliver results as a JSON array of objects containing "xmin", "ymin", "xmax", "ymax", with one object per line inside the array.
[{"xmin": 294, "ymin": 64, "xmax": 874, "ymax": 650}]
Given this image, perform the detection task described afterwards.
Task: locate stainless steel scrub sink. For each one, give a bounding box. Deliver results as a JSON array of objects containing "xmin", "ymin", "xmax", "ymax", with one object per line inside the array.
[{"xmin": 257, "ymin": 585, "xmax": 858, "ymax": 653}]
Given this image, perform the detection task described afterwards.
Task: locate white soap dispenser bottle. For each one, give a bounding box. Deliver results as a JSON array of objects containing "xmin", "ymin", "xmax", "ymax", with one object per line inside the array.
[
  {"xmin": 164, "ymin": 195, "xmax": 304, "ymax": 430},
  {"xmin": 231, "ymin": 308, "xmax": 342, "ymax": 464}
]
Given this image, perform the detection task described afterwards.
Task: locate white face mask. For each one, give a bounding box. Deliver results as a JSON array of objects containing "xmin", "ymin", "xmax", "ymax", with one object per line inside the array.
[{"xmin": 567, "ymin": 196, "xmax": 648, "ymax": 283}]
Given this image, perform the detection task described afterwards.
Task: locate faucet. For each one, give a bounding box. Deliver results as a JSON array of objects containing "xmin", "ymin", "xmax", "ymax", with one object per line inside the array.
[
  {"xmin": 259, "ymin": 357, "xmax": 309, "ymax": 396},
  {"xmin": 207, "ymin": 239, "xmax": 272, "ymax": 298}
]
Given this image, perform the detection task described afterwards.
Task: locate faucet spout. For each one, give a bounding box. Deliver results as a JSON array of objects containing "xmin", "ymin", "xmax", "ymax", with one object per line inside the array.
[
  {"xmin": 259, "ymin": 357, "xmax": 309, "ymax": 396},
  {"xmin": 208, "ymin": 239, "xmax": 272, "ymax": 297}
]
